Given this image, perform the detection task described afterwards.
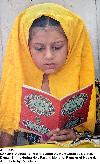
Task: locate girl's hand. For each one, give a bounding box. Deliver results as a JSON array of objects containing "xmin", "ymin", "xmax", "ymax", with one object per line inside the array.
[
  {"xmin": 40, "ymin": 128, "xmax": 77, "ymax": 143},
  {"xmin": 50, "ymin": 128, "xmax": 76, "ymax": 141},
  {"xmin": 0, "ymin": 132, "xmax": 14, "ymax": 147}
]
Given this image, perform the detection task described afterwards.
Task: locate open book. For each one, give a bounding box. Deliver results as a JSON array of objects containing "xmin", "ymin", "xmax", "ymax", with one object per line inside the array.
[{"xmin": 19, "ymin": 84, "xmax": 93, "ymax": 136}]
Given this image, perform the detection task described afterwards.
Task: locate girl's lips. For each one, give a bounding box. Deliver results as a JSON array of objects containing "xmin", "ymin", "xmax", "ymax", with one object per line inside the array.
[{"xmin": 44, "ymin": 63, "xmax": 56, "ymax": 69}]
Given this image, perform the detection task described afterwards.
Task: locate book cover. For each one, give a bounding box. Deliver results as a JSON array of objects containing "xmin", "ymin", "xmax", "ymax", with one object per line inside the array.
[{"xmin": 19, "ymin": 84, "xmax": 93, "ymax": 136}]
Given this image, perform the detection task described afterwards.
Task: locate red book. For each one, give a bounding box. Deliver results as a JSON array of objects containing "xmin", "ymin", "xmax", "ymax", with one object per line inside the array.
[{"xmin": 19, "ymin": 84, "xmax": 93, "ymax": 136}]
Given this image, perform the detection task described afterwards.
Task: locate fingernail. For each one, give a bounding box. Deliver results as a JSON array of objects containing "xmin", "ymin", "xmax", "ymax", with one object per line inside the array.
[{"xmin": 56, "ymin": 128, "xmax": 60, "ymax": 131}]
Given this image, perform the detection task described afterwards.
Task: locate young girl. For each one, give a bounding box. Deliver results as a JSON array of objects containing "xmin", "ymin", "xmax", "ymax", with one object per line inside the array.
[{"xmin": 0, "ymin": 3, "xmax": 96, "ymax": 147}]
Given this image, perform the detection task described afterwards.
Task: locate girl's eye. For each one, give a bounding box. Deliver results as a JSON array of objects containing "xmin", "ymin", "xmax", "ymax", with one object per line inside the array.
[
  {"xmin": 52, "ymin": 46, "xmax": 63, "ymax": 51},
  {"xmin": 35, "ymin": 47, "xmax": 45, "ymax": 51}
]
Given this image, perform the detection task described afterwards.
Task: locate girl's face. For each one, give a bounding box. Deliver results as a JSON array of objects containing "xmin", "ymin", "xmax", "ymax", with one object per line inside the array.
[{"xmin": 28, "ymin": 26, "xmax": 68, "ymax": 75}]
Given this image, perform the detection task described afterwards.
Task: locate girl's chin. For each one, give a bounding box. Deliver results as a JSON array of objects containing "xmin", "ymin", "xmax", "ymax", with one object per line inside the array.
[{"xmin": 44, "ymin": 69, "xmax": 57, "ymax": 75}]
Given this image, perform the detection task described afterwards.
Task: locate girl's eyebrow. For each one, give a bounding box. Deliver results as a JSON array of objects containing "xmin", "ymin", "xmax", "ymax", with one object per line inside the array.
[
  {"xmin": 53, "ymin": 40, "xmax": 65, "ymax": 44},
  {"xmin": 31, "ymin": 40, "xmax": 66, "ymax": 45},
  {"xmin": 32, "ymin": 43, "xmax": 45, "ymax": 46}
]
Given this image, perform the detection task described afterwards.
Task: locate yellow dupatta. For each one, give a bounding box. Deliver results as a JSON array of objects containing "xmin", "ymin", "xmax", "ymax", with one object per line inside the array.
[{"xmin": 0, "ymin": 3, "xmax": 96, "ymax": 135}]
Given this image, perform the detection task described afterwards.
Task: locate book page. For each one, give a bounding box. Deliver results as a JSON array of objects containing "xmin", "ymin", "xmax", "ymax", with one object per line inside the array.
[
  {"xmin": 60, "ymin": 84, "xmax": 93, "ymax": 128},
  {"xmin": 19, "ymin": 86, "xmax": 61, "ymax": 135}
]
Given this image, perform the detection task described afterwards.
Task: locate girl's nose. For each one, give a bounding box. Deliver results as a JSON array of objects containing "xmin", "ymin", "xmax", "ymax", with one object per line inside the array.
[{"xmin": 44, "ymin": 47, "xmax": 54, "ymax": 60}]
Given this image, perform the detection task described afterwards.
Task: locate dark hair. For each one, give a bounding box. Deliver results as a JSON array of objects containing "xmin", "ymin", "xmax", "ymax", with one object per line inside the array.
[
  {"xmin": 30, "ymin": 15, "xmax": 61, "ymax": 27},
  {"xmin": 28, "ymin": 15, "xmax": 66, "ymax": 41}
]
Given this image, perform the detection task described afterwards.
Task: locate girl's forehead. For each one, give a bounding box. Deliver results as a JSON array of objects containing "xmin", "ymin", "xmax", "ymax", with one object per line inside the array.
[{"xmin": 29, "ymin": 26, "xmax": 67, "ymax": 40}]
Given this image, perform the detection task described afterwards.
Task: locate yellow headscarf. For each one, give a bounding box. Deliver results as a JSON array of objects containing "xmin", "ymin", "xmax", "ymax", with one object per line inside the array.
[{"xmin": 0, "ymin": 3, "xmax": 96, "ymax": 135}]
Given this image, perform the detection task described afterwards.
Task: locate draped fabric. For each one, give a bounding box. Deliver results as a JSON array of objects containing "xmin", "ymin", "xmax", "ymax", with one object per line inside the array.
[{"xmin": 0, "ymin": 3, "xmax": 96, "ymax": 135}]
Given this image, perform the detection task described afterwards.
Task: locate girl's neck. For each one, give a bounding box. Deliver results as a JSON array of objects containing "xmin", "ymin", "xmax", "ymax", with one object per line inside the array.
[
  {"xmin": 43, "ymin": 74, "xmax": 49, "ymax": 82},
  {"xmin": 41, "ymin": 74, "xmax": 50, "ymax": 93}
]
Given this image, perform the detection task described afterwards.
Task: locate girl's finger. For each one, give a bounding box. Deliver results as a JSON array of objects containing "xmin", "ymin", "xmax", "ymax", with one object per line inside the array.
[
  {"xmin": 50, "ymin": 130, "xmax": 76, "ymax": 141},
  {"xmin": 47, "ymin": 128, "xmax": 60, "ymax": 137},
  {"xmin": 58, "ymin": 128, "xmax": 75, "ymax": 135},
  {"xmin": 50, "ymin": 133, "xmax": 76, "ymax": 141}
]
